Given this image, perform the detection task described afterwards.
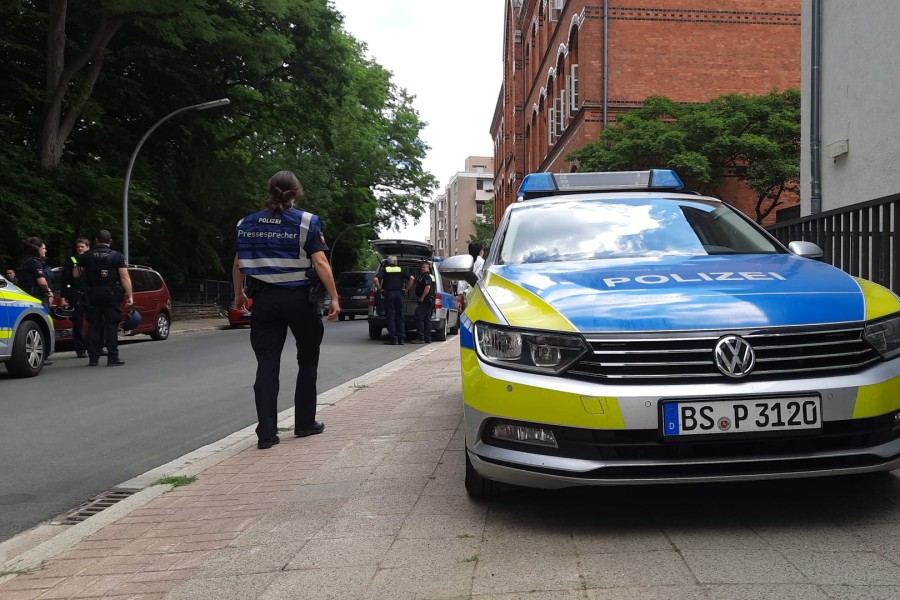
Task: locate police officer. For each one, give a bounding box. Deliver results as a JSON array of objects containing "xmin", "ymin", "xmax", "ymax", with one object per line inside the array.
[
  {"xmin": 374, "ymin": 255, "xmax": 413, "ymax": 345},
  {"xmin": 76, "ymin": 230, "xmax": 133, "ymax": 367},
  {"xmin": 232, "ymin": 170, "xmax": 341, "ymax": 450},
  {"xmin": 60, "ymin": 237, "xmax": 91, "ymax": 357},
  {"xmin": 410, "ymin": 259, "xmax": 436, "ymax": 344},
  {"xmin": 16, "ymin": 237, "xmax": 55, "ymax": 308}
]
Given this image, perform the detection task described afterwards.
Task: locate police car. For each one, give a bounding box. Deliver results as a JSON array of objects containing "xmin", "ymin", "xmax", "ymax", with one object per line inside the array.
[
  {"xmin": 441, "ymin": 169, "xmax": 900, "ymax": 498},
  {"xmin": 0, "ymin": 272, "xmax": 55, "ymax": 377}
]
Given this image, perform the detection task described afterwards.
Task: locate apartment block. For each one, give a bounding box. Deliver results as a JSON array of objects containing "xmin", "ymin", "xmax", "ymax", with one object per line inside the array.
[
  {"xmin": 430, "ymin": 157, "xmax": 495, "ymax": 260},
  {"xmin": 492, "ymin": 0, "xmax": 801, "ymax": 225}
]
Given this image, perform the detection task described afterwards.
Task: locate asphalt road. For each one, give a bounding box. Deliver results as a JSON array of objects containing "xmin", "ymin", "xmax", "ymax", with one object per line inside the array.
[{"xmin": 0, "ymin": 318, "xmax": 423, "ymax": 542}]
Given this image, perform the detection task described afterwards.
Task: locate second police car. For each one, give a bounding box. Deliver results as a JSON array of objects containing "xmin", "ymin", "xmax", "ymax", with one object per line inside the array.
[
  {"xmin": 1, "ymin": 272, "xmax": 54, "ymax": 377},
  {"xmin": 441, "ymin": 170, "xmax": 900, "ymax": 498}
]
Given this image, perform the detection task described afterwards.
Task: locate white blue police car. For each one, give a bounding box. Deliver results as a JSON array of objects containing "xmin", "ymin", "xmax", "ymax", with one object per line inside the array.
[
  {"xmin": 1, "ymin": 272, "xmax": 55, "ymax": 377},
  {"xmin": 441, "ymin": 169, "xmax": 900, "ymax": 498}
]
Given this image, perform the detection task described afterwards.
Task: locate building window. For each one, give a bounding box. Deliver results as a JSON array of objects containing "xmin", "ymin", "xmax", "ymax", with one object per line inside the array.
[
  {"xmin": 568, "ymin": 64, "xmax": 579, "ymax": 115},
  {"xmin": 549, "ymin": 0, "xmax": 564, "ymax": 22}
]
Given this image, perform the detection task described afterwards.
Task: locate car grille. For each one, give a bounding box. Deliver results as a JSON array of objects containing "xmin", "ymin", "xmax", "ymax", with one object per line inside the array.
[{"xmin": 566, "ymin": 323, "xmax": 880, "ymax": 383}]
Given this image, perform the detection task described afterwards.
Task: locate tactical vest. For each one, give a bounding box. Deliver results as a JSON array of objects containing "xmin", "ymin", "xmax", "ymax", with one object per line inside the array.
[
  {"xmin": 86, "ymin": 247, "xmax": 118, "ymax": 287},
  {"xmin": 381, "ymin": 265, "xmax": 406, "ymax": 291},
  {"xmin": 15, "ymin": 257, "xmax": 42, "ymax": 296},
  {"xmin": 236, "ymin": 208, "xmax": 313, "ymax": 289},
  {"xmin": 416, "ymin": 272, "xmax": 436, "ymax": 300}
]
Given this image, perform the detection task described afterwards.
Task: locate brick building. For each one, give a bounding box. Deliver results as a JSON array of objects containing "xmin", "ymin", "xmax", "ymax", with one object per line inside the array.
[
  {"xmin": 430, "ymin": 157, "xmax": 495, "ymax": 260},
  {"xmin": 491, "ymin": 0, "xmax": 801, "ymax": 225}
]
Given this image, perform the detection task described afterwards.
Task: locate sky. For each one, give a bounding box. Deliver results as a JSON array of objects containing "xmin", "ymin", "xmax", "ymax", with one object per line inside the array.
[{"xmin": 329, "ymin": 0, "xmax": 506, "ymax": 242}]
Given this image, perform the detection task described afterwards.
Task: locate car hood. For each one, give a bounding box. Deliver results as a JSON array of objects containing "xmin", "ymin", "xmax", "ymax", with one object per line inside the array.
[{"xmin": 485, "ymin": 254, "xmax": 880, "ymax": 332}]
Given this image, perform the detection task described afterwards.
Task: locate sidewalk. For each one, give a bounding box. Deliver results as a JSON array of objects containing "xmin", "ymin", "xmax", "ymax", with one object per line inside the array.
[{"xmin": 4, "ymin": 322, "xmax": 900, "ymax": 598}]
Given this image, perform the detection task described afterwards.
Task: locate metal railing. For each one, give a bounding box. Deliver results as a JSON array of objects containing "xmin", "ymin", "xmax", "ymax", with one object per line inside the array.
[
  {"xmin": 767, "ymin": 192, "xmax": 900, "ymax": 294},
  {"xmin": 171, "ymin": 279, "xmax": 233, "ymax": 309}
]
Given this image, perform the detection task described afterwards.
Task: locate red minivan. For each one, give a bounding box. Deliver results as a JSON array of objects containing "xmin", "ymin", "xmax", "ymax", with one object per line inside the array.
[{"xmin": 51, "ymin": 264, "xmax": 173, "ymax": 348}]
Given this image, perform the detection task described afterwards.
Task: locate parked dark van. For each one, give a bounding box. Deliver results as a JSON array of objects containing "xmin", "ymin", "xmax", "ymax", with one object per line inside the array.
[{"xmin": 337, "ymin": 271, "xmax": 376, "ymax": 321}]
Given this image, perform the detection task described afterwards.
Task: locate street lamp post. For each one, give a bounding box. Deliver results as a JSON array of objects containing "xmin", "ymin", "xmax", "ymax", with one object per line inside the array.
[
  {"xmin": 122, "ymin": 98, "xmax": 230, "ymax": 263},
  {"xmin": 329, "ymin": 223, "xmax": 371, "ymax": 267}
]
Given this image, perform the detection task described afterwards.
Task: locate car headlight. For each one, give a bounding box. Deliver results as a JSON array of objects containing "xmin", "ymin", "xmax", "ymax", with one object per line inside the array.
[
  {"xmin": 865, "ymin": 313, "xmax": 900, "ymax": 360},
  {"xmin": 474, "ymin": 322, "xmax": 588, "ymax": 374}
]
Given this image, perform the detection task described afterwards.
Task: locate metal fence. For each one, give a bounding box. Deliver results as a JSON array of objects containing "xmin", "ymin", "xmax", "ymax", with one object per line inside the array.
[
  {"xmin": 767, "ymin": 193, "xmax": 900, "ymax": 295},
  {"xmin": 171, "ymin": 279, "xmax": 233, "ymax": 308}
]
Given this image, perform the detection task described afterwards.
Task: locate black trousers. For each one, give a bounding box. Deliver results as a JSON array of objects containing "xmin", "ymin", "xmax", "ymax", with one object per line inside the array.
[
  {"xmin": 86, "ymin": 288, "xmax": 122, "ymax": 360},
  {"xmin": 250, "ymin": 285, "xmax": 324, "ymax": 441},
  {"xmin": 70, "ymin": 302, "xmax": 87, "ymax": 353},
  {"xmin": 414, "ymin": 301, "xmax": 433, "ymax": 341},
  {"xmin": 384, "ymin": 289, "xmax": 406, "ymax": 340}
]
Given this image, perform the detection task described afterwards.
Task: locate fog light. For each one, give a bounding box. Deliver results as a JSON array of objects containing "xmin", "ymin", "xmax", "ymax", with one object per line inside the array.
[{"xmin": 492, "ymin": 423, "xmax": 558, "ymax": 447}]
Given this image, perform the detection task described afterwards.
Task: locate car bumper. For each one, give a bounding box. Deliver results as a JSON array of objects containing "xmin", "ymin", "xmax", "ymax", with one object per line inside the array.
[{"xmin": 462, "ymin": 348, "xmax": 900, "ymax": 487}]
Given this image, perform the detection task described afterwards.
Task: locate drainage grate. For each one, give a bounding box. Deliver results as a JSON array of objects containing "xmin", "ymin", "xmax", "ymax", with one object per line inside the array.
[{"xmin": 53, "ymin": 490, "xmax": 136, "ymax": 525}]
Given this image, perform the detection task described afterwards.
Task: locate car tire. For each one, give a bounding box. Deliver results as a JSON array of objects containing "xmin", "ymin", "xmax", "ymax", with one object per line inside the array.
[
  {"xmin": 465, "ymin": 449, "xmax": 498, "ymax": 501},
  {"xmin": 433, "ymin": 317, "xmax": 448, "ymax": 341},
  {"xmin": 449, "ymin": 313, "xmax": 460, "ymax": 335},
  {"xmin": 368, "ymin": 324, "xmax": 382, "ymax": 340},
  {"xmin": 150, "ymin": 312, "xmax": 170, "ymax": 341},
  {"xmin": 339, "ymin": 314, "xmax": 347, "ymax": 322},
  {"xmin": 6, "ymin": 320, "xmax": 46, "ymax": 378},
  {"xmin": 349, "ymin": 314, "xmax": 355, "ymax": 320}
]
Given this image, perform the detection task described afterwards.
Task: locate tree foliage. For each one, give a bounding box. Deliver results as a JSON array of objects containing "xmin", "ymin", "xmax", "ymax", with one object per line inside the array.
[
  {"xmin": 568, "ymin": 90, "xmax": 800, "ymax": 223},
  {"xmin": 0, "ymin": 0, "xmax": 436, "ymax": 281},
  {"xmin": 468, "ymin": 198, "xmax": 494, "ymax": 252}
]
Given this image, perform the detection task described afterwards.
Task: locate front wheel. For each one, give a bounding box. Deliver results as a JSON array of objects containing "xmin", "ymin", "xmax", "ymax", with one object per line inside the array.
[
  {"xmin": 368, "ymin": 323, "xmax": 382, "ymax": 340},
  {"xmin": 6, "ymin": 321, "xmax": 46, "ymax": 378},
  {"xmin": 150, "ymin": 312, "xmax": 170, "ymax": 340},
  {"xmin": 465, "ymin": 450, "xmax": 498, "ymax": 501}
]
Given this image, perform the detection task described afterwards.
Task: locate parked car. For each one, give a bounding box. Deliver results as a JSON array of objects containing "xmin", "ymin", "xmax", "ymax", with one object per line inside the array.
[
  {"xmin": 51, "ymin": 264, "xmax": 172, "ymax": 347},
  {"xmin": 0, "ymin": 273, "xmax": 55, "ymax": 377},
  {"xmin": 336, "ymin": 271, "xmax": 375, "ymax": 321},
  {"xmin": 227, "ymin": 300, "xmax": 252, "ymax": 328},
  {"xmin": 367, "ymin": 239, "xmax": 459, "ymax": 342},
  {"xmin": 441, "ymin": 169, "xmax": 900, "ymax": 499}
]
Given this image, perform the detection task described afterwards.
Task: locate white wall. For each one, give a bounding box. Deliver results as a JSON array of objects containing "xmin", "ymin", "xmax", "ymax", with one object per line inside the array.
[{"xmin": 801, "ymin": 0, "xmax": 900, "ymax": 213}]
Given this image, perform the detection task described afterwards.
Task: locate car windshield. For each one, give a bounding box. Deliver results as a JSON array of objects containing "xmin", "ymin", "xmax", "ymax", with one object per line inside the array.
[{"xmin": 498, "ymin": 197, "xmax": 781, "ymax": 264}]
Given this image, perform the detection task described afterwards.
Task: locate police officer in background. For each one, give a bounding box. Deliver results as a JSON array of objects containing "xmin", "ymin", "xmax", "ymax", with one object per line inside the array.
[
  {"xmin": 60, "ymin": 237, "xmax": 91, "ymax": 357},
  {"xmin": 374, "ymin": 255, "xmax": 413, "ymax": 345},
  {"xmin": 410, "ymin": 259, "xmax": 436, "ymax": 344},
  {"xmin": 232, "ymin": 170, "xmax": 341, "ymax": 450},
  {"xmin": 76, "ymin": 230, "xmax": 132, "ymax": 367}
]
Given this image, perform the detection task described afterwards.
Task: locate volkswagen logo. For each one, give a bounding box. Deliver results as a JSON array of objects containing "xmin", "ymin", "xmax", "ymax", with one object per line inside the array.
[{"xmin": 714, "ymin": 335, "xmax": 756, "ymax": 378}]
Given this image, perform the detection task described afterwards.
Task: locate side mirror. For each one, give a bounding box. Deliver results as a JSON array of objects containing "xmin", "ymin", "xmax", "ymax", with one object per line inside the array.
[
  {"xmin": 787, "ymin": 241, "xmax": 824, "ymax": 260},
  {"xmin": 439, "ymin": 254, "xmax": 478, "ymax": 285}
]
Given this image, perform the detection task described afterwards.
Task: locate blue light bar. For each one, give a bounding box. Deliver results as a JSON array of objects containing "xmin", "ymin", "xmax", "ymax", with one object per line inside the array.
[{"xmin": 517, "ymin": 169, "xmax": 684, "ymax": 200}]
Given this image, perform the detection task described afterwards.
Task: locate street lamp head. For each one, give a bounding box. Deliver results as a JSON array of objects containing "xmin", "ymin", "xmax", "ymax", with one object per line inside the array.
[{"xmin": 194, "ymin": 98, "xmax": 230, "ymax": 111}]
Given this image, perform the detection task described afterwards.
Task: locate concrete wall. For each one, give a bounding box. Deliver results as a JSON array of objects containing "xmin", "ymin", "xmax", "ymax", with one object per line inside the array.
[{"xmin": 801, "ymin": 0, "xmax": 900, "ymax": 213}]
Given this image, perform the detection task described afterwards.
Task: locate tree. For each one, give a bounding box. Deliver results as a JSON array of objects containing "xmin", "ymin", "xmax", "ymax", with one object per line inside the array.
[
  {"xmin": 468, "ymin": 198, "xmax": 494, "ymax": 251},
  {"xmin": 568, "ymin": 90, "xmax": 800, "ymax": 223}
]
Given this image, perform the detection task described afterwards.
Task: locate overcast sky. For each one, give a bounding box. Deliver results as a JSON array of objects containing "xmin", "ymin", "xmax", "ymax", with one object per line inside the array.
[{"xmin": 329, "ymin": 0, "xmax": 506, "ymax": 242}]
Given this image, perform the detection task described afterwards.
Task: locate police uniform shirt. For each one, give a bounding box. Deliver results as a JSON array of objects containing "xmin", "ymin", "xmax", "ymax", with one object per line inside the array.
[
  {"xmin": 236, "ymin": 208, "xmax": 328, "ymax": 288},
  {"xmin": 377, "ymin": 263, "xmax": 407, "ymax": 291},
  {"xmin": 62, "ymin": 256, "xmax": 86, "ymax": 301},
  {"xmin": 16, "ymin": 257, "xmax": 48, "ymax": 295},
  {"xmin": 79, "ymin": 247, "xmax": 126, "ymax": 287},
  {"xmin": 415, "ymin": 270, "xmax": 435, "ymax": 300}
]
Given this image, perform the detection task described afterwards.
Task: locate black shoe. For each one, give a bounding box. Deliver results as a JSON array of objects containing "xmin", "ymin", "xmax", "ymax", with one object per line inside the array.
[
  {"xmin": 107, "ymin": 359, "xmax": 125, "ymax": 367},
  {"xmin": 295, "ymin": 421, "xmax": 325, "ymax": 437},
  {"xmin": 88, "ymin": 361, "xmax": 99, "ymax": 367},
  {"xmin": 258, "ymin": 435, "xmax": 280, "ymax": 449},
  {"xmin": 410, "ymin": 339, "xmax": 425, "ymax": 344},
  {"xmin": 383, "ymin": 339, "xmax": 398, "ymax": 345},
  {"xmin": 76, "ymin": 351, "xmax": 87, "ymax": 358},
  {"xmin": 398, "ymin": 338, "xmax": 405, "ymax": 345}
]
